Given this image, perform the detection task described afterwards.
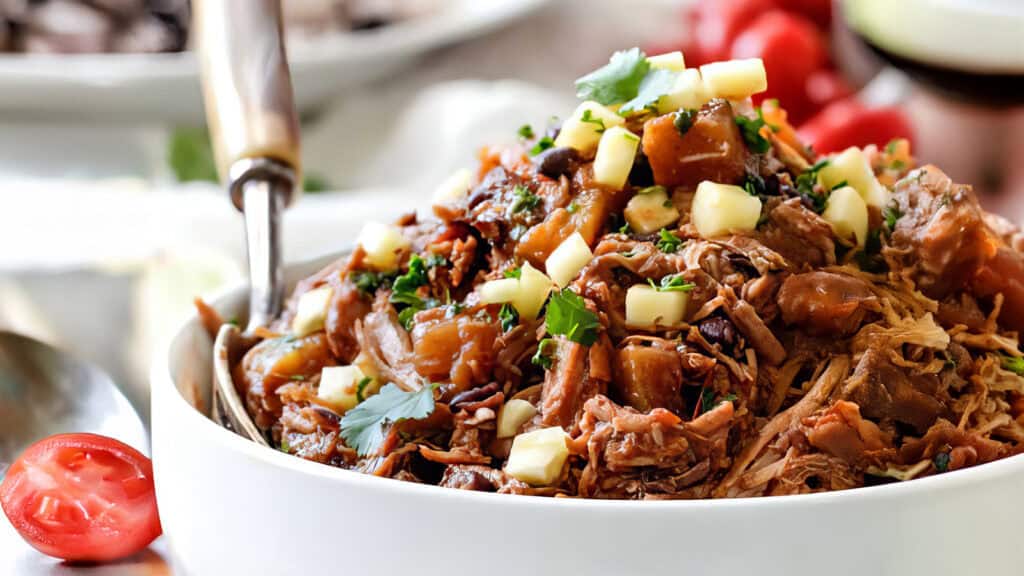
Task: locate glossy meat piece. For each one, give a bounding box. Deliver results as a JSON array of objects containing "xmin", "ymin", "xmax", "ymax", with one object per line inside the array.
[
  {"xmin": 325, "ymin": 278, "xmax": 371, "ymax": 363},
  {"xmin": 410, "ymin": 307, "xmax": 499, "ymax": 396},
  {"xmin": 839, "ymin": 347, "xmax": 949, "ymax": 433},
  {"xmin": 237, "ymin": 334, "xmax": 335, "ymax": 430},
  {"xmin": 803, "ymin": 400, "xmax": 892, "ymax": 465},
  {"xmin": 540, "ymin": 336, "xmax": 612, "ymax": 429},
  {"xmin": 613, "ymin": 341, "xmax": 684, "ymax": 414},
  {"xmin": 777, "ymin": 271, "xmax": 879, "ymax": 336},
  {"xmin": 356, "ymin": 294, "xmax": 419, "ymax": 391},
  {"xmin": 756, "ymin": 197, "xmax": 836, "ymax": 268},
  {"xmin": 642, "ymin": 99, "xmax": 747, "ymax": 188}
]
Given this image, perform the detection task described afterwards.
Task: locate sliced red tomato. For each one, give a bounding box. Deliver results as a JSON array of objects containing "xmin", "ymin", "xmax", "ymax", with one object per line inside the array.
[
  {"xmin": 688, "ymin": 0, "xmax": 778, "ymax": 65},
  {"xmin": 730, "ymin": 10, "xmax": 827, "ymax": 123},
  {"xmin": 0, "ymin": 433, "xmax": 162, "ymax": 562},
  {"xmin": 797, "ymin": 98, "xmax": 915, "ymax": 154},
  {"xmin": 774, "ymin": 0, "xmax": 832, "ymax": 28}
]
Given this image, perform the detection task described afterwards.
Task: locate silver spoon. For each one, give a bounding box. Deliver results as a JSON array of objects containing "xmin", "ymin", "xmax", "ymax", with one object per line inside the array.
[
  {"xmin": 193, "ymin": 0, "xmax": 301, "ymax": 445},
  {"xmin": 0, "ymin": 331, "xmax": 147, "ymax": 478}
]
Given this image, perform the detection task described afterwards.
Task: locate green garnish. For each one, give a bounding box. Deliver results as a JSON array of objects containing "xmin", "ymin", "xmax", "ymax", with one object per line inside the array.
[
  {"xmin": 854, "ymin": 228, "xmax": 887, "ymax": 273},
  {"xmin": 352, "ymin": 271, "xmax": 390, "ymax": 295},
  {"xmin": 656, "ymin": 229, "xmax": 683, "ymax": 253},
  {"xmin": 1001, "ymin": 355, "xmax": 1024, "ymax": 375},
  {"xmin": 545, "ymin": 289, "xmax": 600, "ymax": 346},
  {"xmin": 620, "ymin": 67, "xmax": 679, "ymax": 114},
  {"xmin": 574, "ymin": 47, "xmax": 650, "ymax": 106},
  {"xmin": 290, "ymin": 375, "xmax": 305, "ymax": 382},
  {"xmin": 933, "ymin": 452, "xmax": 950, "ymax": 473},
  {"xmin": 883, "ymin": 205, "xmax": 902, "ymax": 233},
  {"xmin": 735, "ymin": 109, "xmax": 771, "ymax": 154},
  {"xmin": 830, "ymin": 180, "xmax": 849, "ymax": 191},
  {"xmin": 499, "ymin": 303, "xmax": 519, "ymax": 332},
  {"xmin": 743, "ymin": 173, "xmax": 765, "ymax": 197},
  {"xmin": 530, "ymin": 136, "xmax": 555, "ymax": 156},
  {"xmin": 392, "ymin": 255, "xmax": 429, "ymax": 295},
  {"xmin": 647, "ymin": 274, "xmax": 695, "ymax": 293},
  {"xmin": 356, "ymin": 377, "xmax": 373, "ymax": 403},
  {"xmin": 795, "ymin": 159, "xmax": 830, "ymax": 213},
  {"xmin": 885, "ymin": 139, "xmax": 899, "ymax": 155},
  {"xmin": 510, "ymin": 185, "xmax": 541, "ymax": 213},
  {"xmin": 618, "ymin": 222, "xmax": 632, "ymax": 235},
  {"xmin": 504, "ymin": 266, "xmax": 522, "ymax": 279},
  {"xmin": 340, "ymin": 383, "xmax": 437, "ymax": 456},
  {"xmin": 279, "ymin": 437, "xmax": 291, "ymax": 453},
  {"xmin": 567, "ymin": 200, "xmax": 579, "ymax": 213},
  {"xmin": 531, "ymin": 338, "xmax": 555, "ymax": 369},
  {"xmin": 700, "ymin": 389, "xmax": 736, "ymax": 414},
  {"xmin": 637, "ymin": 185, "xmax": 666, "ymax": 195},
  {"xmin": 580, "ymin": 109, "xmax": 606, "ymax": 133},
  {"xmin": 518, "ymin": 124, "xmax": 535, "ymax": 139},
  {"xmin": 673, "ymin": 109, "xmax": 697, "ymax": 137},
  {"xmin": 390, "ymin": 255, "xmax": 434, "ymax": 329}
]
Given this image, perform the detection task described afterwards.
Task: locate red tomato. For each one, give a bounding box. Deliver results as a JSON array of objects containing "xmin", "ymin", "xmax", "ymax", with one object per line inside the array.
[
  {"xmin": 798, "ymin": 98, "xmax": 915, "ymax": 154},
  {"xmin": 774, "ymin": 0, "xmax": 832, "ymax": 28},
  {"xmin": 805, "ymin": 68, "xmax": 854, "ymax": 109},
  {"xmin": 688, "ymin": 0, "xmax": 778, "ymax": 65},
  {"xmin": 0, "ymin": 433, "xmax": 162, "ymax": 562},
  {"xmin": 730, "ymin": 11, "xmax": 827, "ymax": 123}
]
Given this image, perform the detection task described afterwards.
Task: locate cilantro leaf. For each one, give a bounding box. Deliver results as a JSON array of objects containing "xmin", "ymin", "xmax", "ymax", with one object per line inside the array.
[
  {"xmin": 618, "ymin": 222, "xmax": 632, "ymax": 235},
  {"xmin": 735, "ymin": 109, "xmax": 771, "ymax": 154},
  {"xmin": 518, "ymin": 124, "xmax": 535, "ymax": 139},
  {"xmin": 531, "ymin": 337, "xmax": 555, "ymax": 369},
  {"xmin": 580, "ymin": 109, "xmax": 606, "ymax": 133},
  {"xmin": 510, "ymin": 184, "xmax": 541, "ymax": 213},
  {"xmin": 673, "ymin": 108, "xmax": 697, "ymax": 136},
  {"xmin": 340, "ymin": 383, "xmax": 437, "ymax": 456},
  {"xmin": 647, "ymin": 274, "xmax": 695, "ymax": 292},
  {"xmin": 392, "ymin": 255, "xmax": 428, "ymax": 295},
  {"xmin": 1001, "ymin": 355, "xmax": 1024, "ymax": 375},
  {"xmin": 499, "ymin": 303, "xmax": 519, "ymax": 332},
  {"xmin": 567, "ymin": 200, "xmax": 579, "ymax": 213},
  {"xmin": 656, "ymin": 228, "xmax": 683, "ymax": 253},
  {"xmin": 356, "ymin": 377, "xmax": 372, "ymax": 403},
  {"xmin": 351, "ymin": 270, "xmax": 391, "ymax": 295},
  {"xmin": 575, "ymin": 47, "xmax": 650, "ymax": 105},
  {"xmin": 883, "ymin": 205, "xmax": 902, "ymax": 233},
  {"xmin": 390, "ymin": 255, "xmax": 435, "ymax": 329},
  {"xmin": 504, "ymin": 266, "xmax": 522, "ymax": 279},
  {"xmin": 530, "ymin": 136, "xmax": 554, "ymax": 156},
  {"xmin": 796, "ymin": 159, "xmax": 830, "ymax": 213},
  {"xmin": 620, "ymin": 68, "xmax": 679, "ymax": 114},
  {"xmin": 545, "ymin": 289, "xmax": 600, "ymax": 346}
]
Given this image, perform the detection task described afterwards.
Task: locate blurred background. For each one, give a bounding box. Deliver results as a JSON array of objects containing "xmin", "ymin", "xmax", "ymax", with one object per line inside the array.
[{"xmin": 0, "ymin": 0, "xmax": 1021, "ymax": 418}]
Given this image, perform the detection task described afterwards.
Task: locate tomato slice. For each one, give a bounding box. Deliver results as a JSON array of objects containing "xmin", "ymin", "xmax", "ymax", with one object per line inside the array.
[
  {"xmin": 0, "ymin": 433, "xmax": 162, "ymax": 562},
  {"xmin": 797, "ymin": 98, "xmax": 915, "ymax": 155}
]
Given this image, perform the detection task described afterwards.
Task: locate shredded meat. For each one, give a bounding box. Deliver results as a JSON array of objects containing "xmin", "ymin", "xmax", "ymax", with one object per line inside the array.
[{"xmin": 777, "ymin": 271, "xmax": 879, "ymax": 336}]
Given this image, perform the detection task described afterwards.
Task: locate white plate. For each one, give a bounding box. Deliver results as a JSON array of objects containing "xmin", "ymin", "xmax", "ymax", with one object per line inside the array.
[
  {"xmin": 0, "ymin": 0, "xmax": 549, "ymax": 122},
  {"xmin": 152, "ymin": 254, "xmax": 1024, "ymax": 576}
]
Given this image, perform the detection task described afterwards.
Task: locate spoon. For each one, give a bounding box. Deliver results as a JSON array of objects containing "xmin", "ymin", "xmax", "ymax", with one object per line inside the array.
[
  {"xmin": 0, "ymin": 331, "xmax": 147, "ymax": 478},
  {"xmin": 193, "ymin": 0, "xmax": 301, "ymax": 445}
]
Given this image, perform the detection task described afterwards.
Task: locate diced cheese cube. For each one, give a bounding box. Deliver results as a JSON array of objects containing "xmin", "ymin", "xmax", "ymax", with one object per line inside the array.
[
  {"xmin": 625, "ymin": 284, "xmax": 688, "ymax": 328},
  {"xmin": 554, "ymin": 101, "xmax": 626, "ymax": 153},
  {"xmin": 593, "ymin": 126, "xmax": 640, "ymax": 189},
  {"xmin": 505, "ymin": 427, "xmax": 570, "ymax": 485},
  {"xmin": 357, "ymin": 222, "xmax": 410, "ymax": 271},
  {"xmin": 691, "ymin": 181, "xmax": 762, "ymax": 238},
  {"xmin": 700, "ymin": 58, "xmax": 768, "ymax": 100},
  {"xmin": 318, "ymin": 365, "xmax": 374, "ymax": 412},
  {"xmin": 624, "ymin": 187, "xmax": 681, "ymax": 234},
  {"xmin": 479, "ymin": 278, "xmax": 520, "ymax": 305},
  {"xmin": 432, "ymin": 168, "xmax": 472, "ymax": 204},
  {"xmin": 292, "ymin": 286, "xmax": 333, "ymax": 337},
  {"xmin": 647, "ymin": 51, "xmax": 686, "ymax": 71},
  {"xmin": 497, "ymin": 399, "xmax": 538, "ymax": 439},
  {"xmin": 823, "ymin": 186, "xmax": 869, "ymax": 247},
  {"xmin": 657, "ymin": 68, "xmax": 708, "ymax": 113},
  {"xmin": 513, "ymin": 262, "xmax": 554, "ymax": 320},
  {"xmin": 545, "ymin": 232, "xmax": 594, "ymax": 288},
  {"xmin": 818, "ymin": 147, "xmax": 889, "ymax": 208}
]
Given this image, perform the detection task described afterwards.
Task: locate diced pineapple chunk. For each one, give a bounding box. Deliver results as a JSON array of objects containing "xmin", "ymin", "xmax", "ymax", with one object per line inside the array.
[
  {"xmin": 823, "ymin": 186, "xmax": 869, "ymax": 247},
  {"xmin": 691, "ymin": 181, "xmax": 762, "ymax": 238},
  {"xmin": 505, "ymin": 427, "xmax": 570, "ymax": 485},
  {"xmin": 657, "ymin": 68, "xmax": 708, "ymax": 113},
  {"xmin": 352, "ymin": 350, "xmax": 380, "ymax": 381},
  {"xmin": 818, "ymin": 147, "xmax": 889, "ymax": 208},
  {"xmin": 647, "ymin": 51, "xmax": 686, "ymax": 71},
  {"xmin": 432, "ymin": 168, "xmax": 472, "ymax": 204},
  {"xmin": 318, "ymin": 365, "xmax": 378, "ymax": 412},
  {"xmin": 545, "ymin": 232, "xmax": 594, "ymax": 288},
  {"xmin": 497, "ymin": 399, "xmax": 538, "ymax": 439},
  {"xmin": 513, "ymin": 262, "xmax": 554, "ymax": 320},
  {"xmin": 624, "ymin": 187, "xmax": 681, "ymax": 234},
  {"xmin": 593, "ymin": 126, "xmax": 641, "ymax": 190},
  {"xmin": 625, "ymin": 284, "xmax": 688, "ymax": 328},
  {"xmin": 292, "ymin": 286, "xmax": 333, "ymax": 337},
  {"xmin": 479, "ymin": 278, "xmax": 520, "ymax": 305},
  {"xmin": 700, "ymin": 58, "xmax": 768, "ymax": 100},
  {"xmin": 553, "ymin": 101, "xmax": 626, "ymax": 153},
  {"xmin": 357, "ymin": 222, "xmax": 410, "ymax": 271}
]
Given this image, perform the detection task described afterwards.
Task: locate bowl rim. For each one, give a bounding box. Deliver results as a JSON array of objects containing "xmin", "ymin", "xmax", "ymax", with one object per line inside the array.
[{"xmin": 152, "ymin": 254, "xmax": 1024, "ymax": 512}]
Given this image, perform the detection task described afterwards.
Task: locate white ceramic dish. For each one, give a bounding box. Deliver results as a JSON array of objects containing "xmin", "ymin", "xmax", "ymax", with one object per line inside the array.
[
  {"xmin": 152, "ymin": 254, "xmax": 1024, "ymax": 576},
  {"xmin": 0, "ymin": 0, "xmax": 548, "ymax": 121}
]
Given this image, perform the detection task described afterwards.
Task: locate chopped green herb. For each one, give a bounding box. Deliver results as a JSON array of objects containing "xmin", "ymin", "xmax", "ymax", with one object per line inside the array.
[
  {"xmin": 885, "ymin": 139, "xmax": 899, "ymax": 155},
  {"xmin": 699, "ymin": 387, "xmax": 715, "ymax": 414},
  {"xmin": 673, "ymin": 108, "xmax": 697, "ymax": 137},
  {"xmin": 656, "ymin": 228, "xmax": 684, "ymax": 253},
  {"xmin": 226, "ymin": 317, "xmax": 240, "ymax": 327},
  {"xmin": 340, "ymin": 383, "xmax": 437, "ymax": 456},
  {"xmin": 735, "ymin": 109, "xmax": 771, "ymax": 154},
  {"xmin": 390, "ymin": 255, "xmax": 435, "ymax": 330},
  {"xmin": 1001, "ymin": 355, "xmax": 1024, "ymax": 375},
  {"xmin": 530, "ymin": 136, "xmax": 555, "ymax": 156},
  {"xmin": 290, "ymin": 375, "xmax": 305, "ymax": 382},
  {"xmin": 356, "ymin": 377, "xmax": 372, "ymax": 403},
  {"xmin": 575, "ymin": 47, "xmax": 650, "ymax": 106},
  {"xmin": 933, "ymin": 452, "xmax": 950, "ymax": 473},
  {"xmin": 620, "ymin": 67, "xmax": 679, "ymax": 114},
  {"xmin": 743, "ymin": 173, "xmax": 765, "ymax": 197},
  {"xmin": 795, "ymin": 159, "xmax": 830, "ymax": 213},
  {"xmin": 279, "ymin": 436, "xmax": 291, "ymax": 453},
  {"xmin": 510, "ymin": 185, "xmax": 541, "ymax": 213},
  {"xmin": 499, "ymin": 303, "xmax": 519, "ymax": 332},
  {"xmin": 580, "ymin": 109, "xmax": 607, "ymax": 133},
  {"xmin": 504, "ymin": 266, "xmax": 522, "ymax": 279},
  {"xmin": 830, "ymin": 180, "xmax": 849, "ymax": 191},
  {"xmin": 518, "ymin": 124, "xmax": 535, "ymax": 140},
  {"xmin": 531, "ymin": 338, "xmax": 555, "ymax": 369},
  {"xmin": 392, "ymin": 255, "xmax": 429, "ymax": 295},
  {"xmin": 637, "ymin": 185, "xmax": 666, "ymax": 196},
  {"xmin": 890, "ymin": 159, "xmax": 907, "ymax": 171},
  {"xmin": 352, "ymin": 271, "xmax": 390, "ymax": 295},
  {"xmin": 721, "ymin": 393, "xmax": 738, "ymax": 403},
  {"xmin": 618, "ymin": 222, "xmax": 632, "ymax": 235},
  {"xmin": 647, "ymin": 274, "xmax": 695, "ymax": 292},
  {"xmin": 545, "ymin": 289, "xmax": 601, "ymax": 346},
  {"xmin": 855, "ymin": 228, "xmax": 887, "ymax": 273},
  {"xmin": 883, "ymin": 205, "xmax": 902, "ymax": 233},
  {"xmin": 567, "ymin": 200, "xmax": 579, "ymax": 213}
]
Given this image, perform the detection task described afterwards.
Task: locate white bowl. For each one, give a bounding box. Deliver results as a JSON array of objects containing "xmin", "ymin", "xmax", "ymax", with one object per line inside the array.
[{"xmin": 152, "ymin": 255, "xmax": 1024, "ymax": 576}]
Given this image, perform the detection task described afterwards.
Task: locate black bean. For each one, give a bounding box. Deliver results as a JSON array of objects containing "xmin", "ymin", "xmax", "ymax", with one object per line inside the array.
[
  {"xmin": 534, "ymin": 146, "xmax": 578, "ymax": 179},
  {"xmin": 699, "ymin": 316, "xmax": 737, "ymax": 350},
  {"xmin": 312, "ymin": 406, "xmax": 341, "ymax": 427},
  {"xmin": 449, "ymin": 382, "xmax": 501, "ymax": 410}
]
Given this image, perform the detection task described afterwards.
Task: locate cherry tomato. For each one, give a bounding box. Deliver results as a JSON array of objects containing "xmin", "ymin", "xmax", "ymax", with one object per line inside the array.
[
  {"xmin": 730, "ymin": 10, "xmax": 827, "ymax": 123},
  {"xmin": 797, "ymin": 98, "xmax": 914, "ymax": 154},
  {"xmin": 804, "ymin": 68, "xmax": 854, "ymax": 109},
  {"xmin": 0, "ymin": 433, "xmax": 162, "ymax": 562},
  {"xmin": 774, "ymin": 0, "xmax": 832, "ymax": 28},
  {"xmin": 688, "ymin": 0, "xmax": 778, "ymax": 65}
]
